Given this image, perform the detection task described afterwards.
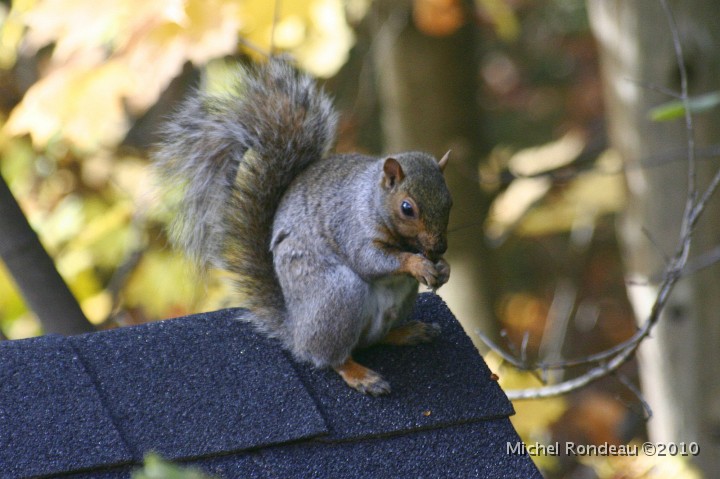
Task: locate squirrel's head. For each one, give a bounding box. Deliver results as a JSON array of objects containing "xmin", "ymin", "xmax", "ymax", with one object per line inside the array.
[{"xmin": 379, "ymin": 151, "xmax": 452, "ymax": 262}]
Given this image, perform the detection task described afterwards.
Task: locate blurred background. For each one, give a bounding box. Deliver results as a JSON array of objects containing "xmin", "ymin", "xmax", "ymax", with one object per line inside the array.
[{"xmin": 1, "ymin": 0, "xmax": 719, "ymax": 477}]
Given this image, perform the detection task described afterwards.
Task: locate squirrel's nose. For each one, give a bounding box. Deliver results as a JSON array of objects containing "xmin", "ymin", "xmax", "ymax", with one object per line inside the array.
[{"xmin": 426, "ymin": 238, "xmax": 447, "ymax": 262}]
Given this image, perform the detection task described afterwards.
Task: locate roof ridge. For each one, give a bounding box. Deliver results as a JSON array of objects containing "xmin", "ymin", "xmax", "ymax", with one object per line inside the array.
[{"xmin": 0, "ymin": 294, "xmax": 539, "ymax": 479}]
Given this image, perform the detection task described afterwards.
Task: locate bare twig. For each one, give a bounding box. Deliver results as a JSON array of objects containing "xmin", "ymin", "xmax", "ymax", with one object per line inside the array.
[
  {"xmin": 479, "ymin": 330, "xmax": 526, "ymax": 369},
  {"xmin": 270, "ymin": 0, "xmax": 282, "ymax": 56},
  {"xmin": 238, "ymin": 37, "xmax": 272, "ymax": 59},
  {"xmin": 505, "ymin": 345, "xmax": 635, "ymax": 400},
  {"xmin": 625, "ymin": 77, "xmax": 682, "ymax": 99},
  {"xmin": 481, "ymin": 0, "xmax": 720, "ymax": 402},
  {"xmin": 616, "ymin": 373, "xmax": 653, "ymax": 420},
  {"xmin": 641, "ymin": 225, "xmax": 671, "ymax": 264},
  {"xmin": 660, "ymin": 0, "xmax": 698, "ymax": 242},
  {"xmin": 683, "ymin": 244, "xmax": 720, "ymax": 277},
  {"xmin": 520, "ymin": 330, "xmax": 530, "ymax": 364}
]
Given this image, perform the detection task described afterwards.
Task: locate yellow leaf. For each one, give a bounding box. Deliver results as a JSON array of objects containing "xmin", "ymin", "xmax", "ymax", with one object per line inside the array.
[
  {"xmin": 294, "ymin": 0, "xmax": 354, "ymax": 77},
  {"xmin": 485, "ymin": 351, "xmax": 567, "ymax": 472},
  {"xmin": 240, "ymin": 0, "xmax": 353, "ymax": 78},
  {"xmin": 475, "ymin": 0, "xmax": 519, "ymax": 41},
  {"xmin": 4, "ymin": 59, "xmax": 132, "ymax": 150},
  {"xmin": 81, "ymin": 291, "xmax": 113, "ymax": 325},
  {"xmin": 518, "ymin": 150, "xmax": 625, "ymax": 237},
  {"xmin": 124, "ymin": 250, "xmax": 201, "ymax": 318},
  {"xmin": 0, "ymin": 3, "xmax": 27, "ymax": 69},
  {"xmin": 7, "ymin": 0, "xmax": 243, "ymax": 150},
  {"xmin": 0, "ymin": 261, "xmax": 27, "ymax": 324},
  {"xmin": 6, "ymin": 0, "xmax": 354, "ymax": 150},
  {"xmin": 119, "ymin": 0, "xmax": 243, "ymax": 112},
  {"xmin": 32, "ymin": 194, "xmax": 85, "ymax": 251}
]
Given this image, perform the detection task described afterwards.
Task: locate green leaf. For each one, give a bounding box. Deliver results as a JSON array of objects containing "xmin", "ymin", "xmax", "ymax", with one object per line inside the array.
[
  {"xmin": 648, "ymin": 91, "xmax": 720, "ymax": 122},
  {"xmin": 132, "ymin": 453, "xmax": 217, "ymax": 479}
]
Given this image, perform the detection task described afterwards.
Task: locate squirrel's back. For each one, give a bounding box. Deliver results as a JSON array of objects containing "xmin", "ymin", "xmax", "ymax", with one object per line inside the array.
[
  {"xmin": 153, "ymin": 59, "xmax": 337, "ymax": 332},
  {"xmin": 154, "ymin": 59, "xmax": 453, "ymax": 395}
]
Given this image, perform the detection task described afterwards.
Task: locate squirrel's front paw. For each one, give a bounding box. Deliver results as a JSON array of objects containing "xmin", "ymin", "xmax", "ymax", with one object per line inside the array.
[
  {"xmin": 402, "ymin": 254, "xmax": 444, "ymax": 289},
  {"xmin": 434, "ymin": 257, "xmax": 450, "ymax": 288}
]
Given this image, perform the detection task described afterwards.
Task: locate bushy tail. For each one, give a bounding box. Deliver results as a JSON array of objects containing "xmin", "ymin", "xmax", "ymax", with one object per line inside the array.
[{"xmin": 153, "ymin": 59, "xmax": 337, "ymax": 331}]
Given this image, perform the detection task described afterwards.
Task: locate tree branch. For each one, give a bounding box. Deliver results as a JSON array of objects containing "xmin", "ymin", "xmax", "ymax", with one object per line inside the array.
[
  {"xmin": 0, "ymin": 173, "xmax": 94, "ymax": 335},
  {"xmin": 481, "ymin": 0, "xmax": 720, "ymax": 402}
]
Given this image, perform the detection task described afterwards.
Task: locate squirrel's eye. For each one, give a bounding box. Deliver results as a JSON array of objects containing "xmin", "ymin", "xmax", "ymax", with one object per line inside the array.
[{"xmin": 401, "ymin": 200, "xmax": 415, "ymax": 217}]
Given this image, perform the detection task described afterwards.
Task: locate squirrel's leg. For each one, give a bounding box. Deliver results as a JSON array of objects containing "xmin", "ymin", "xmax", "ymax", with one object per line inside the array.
[
  {"xmin": 278, "ymin": 257, "xmax": 392, "ymax": 396},
  {"xmin": 380, "ymin": 321, "xmax": 441, "ymax": 346},
  {"xmin": 333, "ymin": 357, "xmax": 391, "ymax": 396}
]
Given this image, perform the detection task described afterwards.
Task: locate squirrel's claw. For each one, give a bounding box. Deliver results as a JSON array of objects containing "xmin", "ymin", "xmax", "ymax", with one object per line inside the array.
[
  {"xmin": 433, "ymin": 257, "xmax": 450, "ymax": 290},
  {"xmin": 402, "ymin": 254, "xmax": 445, "ymax": 289},
  {"xmin": 355, "ymin": 373, "xmax": 392, "ymax": 396},
  {"xmin": 334, "ymin": 358, "xmax": 391, "ymax": 396}
]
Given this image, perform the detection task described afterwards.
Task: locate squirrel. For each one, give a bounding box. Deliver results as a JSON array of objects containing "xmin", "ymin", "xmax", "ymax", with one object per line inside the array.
[{"xmin": 153, "ymin": 59, "xmax": 453, "ymax": 395}]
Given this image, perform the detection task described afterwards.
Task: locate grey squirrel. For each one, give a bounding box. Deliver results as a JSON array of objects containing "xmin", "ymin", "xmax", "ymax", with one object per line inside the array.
[{"xmin": 153, "ymin": 59, "xmax": 452, "ymax": 395}]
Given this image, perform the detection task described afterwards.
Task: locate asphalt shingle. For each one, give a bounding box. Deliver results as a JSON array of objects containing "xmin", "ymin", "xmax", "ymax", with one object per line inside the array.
[
  {"xmin": 68, "ymin": 308, "xmax": 327, "ymax": 461},
  {"xmin": 0, "ymin": 293, "xmax": 540, "ymax": 479},
  {"xmin": 293, "ymin": 294, "xmax": 514, "ymax": 441},
  {"xmin": 0, "ymin": 336, "xmax": 132, "ymax": 478}
]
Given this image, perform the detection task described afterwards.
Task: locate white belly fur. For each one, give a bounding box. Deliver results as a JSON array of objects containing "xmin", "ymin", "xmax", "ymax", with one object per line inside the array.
[{"xmin": 359, "ymin": 275, "xmax": 417, "ymax": 346}]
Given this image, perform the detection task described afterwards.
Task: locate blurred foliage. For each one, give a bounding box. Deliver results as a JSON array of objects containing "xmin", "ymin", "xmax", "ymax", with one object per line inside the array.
[
  {"xmin": 648, "ymin": 91, "xmax": 720, "ymax": 122},
  {"xmin": 486, "ymin": 351, "xmax": 568, "ymax": 472},
  {"xmin": 581, "ymin": 453, "xmax": 701, "ymax": 479},
  {"xmin": 1, "ymin": 0, "xmax": 355, "ymax": 151},
  {"xmin": 490, "ymin": 346, "xmax": 701, "ymax": 478},
  {"xmin": 475, "ymin": 0, "xmax": 519, "ymax": 41},
  {"xmin": 468, "ymin": 1, "xmax": 695, "ymax": 478},
  {"xmin": 0, "ymin": 1, "xmax": 702, "ymax": 478},
  {"xmin": 0, "ymin": 0, "xmax": 357, "ymax": 338},
  {"xmin": 132, "ymin": 454, "xmax": 217, "ymax": 479}
]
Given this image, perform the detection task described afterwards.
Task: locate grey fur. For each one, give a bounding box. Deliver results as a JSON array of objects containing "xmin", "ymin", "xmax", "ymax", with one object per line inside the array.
[
  {"xmin": 153, "ymin": 60, "xmax": 336, "ymax": 333},
  {"xmin": 153, "ymin": 60, "xmax": 452, "ymax": 374},
  {"xmin": 271, "ymin": 152, "xmax": 449, "ymax": 367}
]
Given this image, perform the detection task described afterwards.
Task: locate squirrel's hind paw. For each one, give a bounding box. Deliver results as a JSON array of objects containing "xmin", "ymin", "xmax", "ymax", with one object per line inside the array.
[
  {"xmin": 334, "ymin": 358, "xmax": 391, "ymax": 396},
  {"xmin": 381, "ymin": 321, "xmax": 441, "ymax": 346}
]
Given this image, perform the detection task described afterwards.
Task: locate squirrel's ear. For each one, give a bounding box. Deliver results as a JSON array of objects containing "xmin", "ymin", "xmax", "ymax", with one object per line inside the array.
[
  {"xmin": 438, "ymin": 150, "xmax": 450, "ymax": 172},
  {"xmin": 382, "ymin": 157, "xmax": 405, "ymax": 188}
]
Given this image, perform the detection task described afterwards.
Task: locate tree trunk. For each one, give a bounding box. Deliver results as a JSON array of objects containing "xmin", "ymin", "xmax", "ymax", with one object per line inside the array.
[
  {"xmin": 588, "ymin": 0, "xmax": 720, "ymax": 474},
  {"xmin": 372, "ymin": 3, "xmax": 497, "ymax": 339},
  {"xmin": 0, "ymin": 173, "xmax": 94, "ymax": 336}
]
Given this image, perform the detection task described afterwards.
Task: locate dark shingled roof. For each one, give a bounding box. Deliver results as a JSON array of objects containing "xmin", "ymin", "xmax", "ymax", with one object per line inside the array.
[{"xmin": 0, "ymin": 293, "xmax": 540, "ymax": 479}]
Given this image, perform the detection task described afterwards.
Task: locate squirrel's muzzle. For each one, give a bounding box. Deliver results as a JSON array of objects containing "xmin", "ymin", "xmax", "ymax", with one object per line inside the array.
[{"xmin": 423, "ymin": 236, "xmax": 447, "ymax": 263}]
